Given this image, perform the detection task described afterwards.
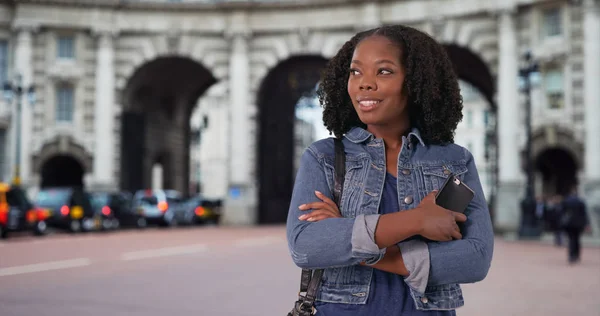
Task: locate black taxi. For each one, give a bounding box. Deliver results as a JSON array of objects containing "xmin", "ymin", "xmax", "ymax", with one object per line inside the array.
[{"xmin": 0, "ymin": 182, "xmax": 50, "ymax": 238}]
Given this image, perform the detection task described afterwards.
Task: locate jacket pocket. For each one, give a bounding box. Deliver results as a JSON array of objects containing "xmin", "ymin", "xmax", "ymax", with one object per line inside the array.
[{"xmin": 420, "ymin": 163, "xmax": 468, "ymax": 193}]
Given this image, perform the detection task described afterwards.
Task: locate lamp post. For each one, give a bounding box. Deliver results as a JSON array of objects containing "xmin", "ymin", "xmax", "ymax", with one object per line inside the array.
[
  {"xmin": 3, "ymin": 74, "xmax": 36, "ymax": 187},
  {"xmin": 518, "ymin": 51, "xmax": 542, "ymax": 239}
]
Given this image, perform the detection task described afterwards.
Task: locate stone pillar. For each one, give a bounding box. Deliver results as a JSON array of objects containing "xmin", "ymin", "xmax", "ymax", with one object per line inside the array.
[
  {"xmin": 359, "ymin": 2, "xmax": 381, "ymax": 31},
  {"xmin": 223, "ymin": 11, "xmax": 253, "ymax": 225},
  {"xmin": 495, "ymin": 9, "xmax": 523, "ymax": 232},
  {"xmin": 583, "ymin": 0, "xmax": 600, "ymax": 237},
  {"xmin": 93, "ymin": 31, "xmax": 116, "ymax": 189},
  {"xmin": 13, "ymin": 27, "xmax": 34, "ymax": 187}
]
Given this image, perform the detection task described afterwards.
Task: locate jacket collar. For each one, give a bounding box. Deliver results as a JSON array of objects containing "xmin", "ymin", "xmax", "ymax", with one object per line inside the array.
[{"xmin": 345, "ymin": 126, "xmax": 426, "ymax": 146}]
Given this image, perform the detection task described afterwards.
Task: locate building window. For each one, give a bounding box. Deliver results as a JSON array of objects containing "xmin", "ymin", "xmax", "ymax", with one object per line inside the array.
[
  {"xmin": 544, "ymin": 68, "xmax": 564, "ymax": 109},
  {"xmin": 57, "ymin": 36, "xmax": 75, "ymax": 59},
  {"xmin": 56, "ymin": 85, "xmax": 74, "ymax": 122},
  {"xmin": 542, "ymin": 7, "xmax": 562, "ymax": 38},
  {"xmin": 0, "ymin": 40, "xmax": 7, "ymax": 87}
]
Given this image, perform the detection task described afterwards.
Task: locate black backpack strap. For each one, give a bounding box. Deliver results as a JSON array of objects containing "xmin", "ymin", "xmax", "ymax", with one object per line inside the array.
[
  {"xmin": 292, "ymin": 138, "xmax": 345, "ymax": 316},
  {"xmin": 333, "ymin": 137, "xmax": 346, "ymax": 205}
]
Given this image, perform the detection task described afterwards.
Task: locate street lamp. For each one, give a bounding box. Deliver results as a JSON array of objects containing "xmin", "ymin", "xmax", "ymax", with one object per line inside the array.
[
  {"xmin": 518, "ymin": 51, "xmax": 542, "ymax": 239},
  {"xmin": 3, "ymin": 74, "xmax": 36, "ymax": 186}
]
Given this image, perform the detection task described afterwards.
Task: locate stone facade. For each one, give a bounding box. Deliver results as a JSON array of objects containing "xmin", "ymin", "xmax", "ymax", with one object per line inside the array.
[{"xmin": 0, "ymin": 0, "xmax": 598, "ymax": 234}]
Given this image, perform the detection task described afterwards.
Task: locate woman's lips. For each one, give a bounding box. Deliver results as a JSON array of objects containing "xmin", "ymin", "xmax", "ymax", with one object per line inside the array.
[{"xmin": 358, "ymin": 100, "xmax": 381, "ymax": 112}]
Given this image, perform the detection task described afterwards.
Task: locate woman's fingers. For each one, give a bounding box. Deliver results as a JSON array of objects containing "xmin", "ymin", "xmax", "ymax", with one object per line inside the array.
[
  {"xmin": 451, "ymin": 229, "xmax": 463, "ymax": 240},
  {"xmin": 304, "ymin": 214, "xmax": 336, "ymax": 222},
  {"xmin": 299, "ymin": 202, "xmax": 329, "ymax": 211},
  {"xmin": 298, "ymin": 209, "xmax": 341, "ymax": 221},
  {"xmin": 299, "ymin": 201, "xmax": 340, "ymax": 216},
  {"xmin": 315, "ymin": 191, "xmax": 337, "ymax": 208},
  {"xmin": 453, "ymin": 212, "xmax": 467, "ymax": 223}
]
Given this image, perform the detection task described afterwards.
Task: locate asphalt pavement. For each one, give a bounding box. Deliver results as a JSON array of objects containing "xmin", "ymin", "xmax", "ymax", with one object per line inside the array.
[{"xmin": 1, "ymin": 226, "xmax": 598, "ymax": 316}]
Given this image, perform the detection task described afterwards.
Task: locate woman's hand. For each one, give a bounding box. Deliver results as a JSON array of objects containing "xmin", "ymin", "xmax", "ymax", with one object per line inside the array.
[
  {"xmin": 416, "ymin": 191, "xmax": 467, "ymax": 241},
  {"xmin": 298, "ymin": 191, "xmax": 342, "ymax": 221}
]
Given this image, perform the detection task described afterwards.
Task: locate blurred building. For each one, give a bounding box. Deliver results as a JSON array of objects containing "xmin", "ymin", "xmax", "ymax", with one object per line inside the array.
[
  {"xmin": 456, "ymin": 80, "xmax": 496, "ymax": 200},
  {"xmin": 0, "ymin": 0, "xmax": 598, "ymax": 233},
  {"xmin": 294, "ymin": 117, "xmax": 315, "ymax": 174}
]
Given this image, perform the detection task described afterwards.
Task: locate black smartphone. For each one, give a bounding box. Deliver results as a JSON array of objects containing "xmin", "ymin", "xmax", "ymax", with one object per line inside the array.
[{"xmin": 434, "ymin": 173, "xmax": 475, "ymax": 213}]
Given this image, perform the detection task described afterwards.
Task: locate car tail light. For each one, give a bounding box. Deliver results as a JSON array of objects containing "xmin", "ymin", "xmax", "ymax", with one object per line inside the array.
[
  {"xmin": 26, "ymin": 210, "xmax": 37, "ymax": 223},
  {"xmin": 158, "ymin": 201, "xmax": 168, "ymax": 212},
  {"xmin": 101, "ymin": 206, "xmax": 111, "ymax": 216},
  {"xmin": 35, "ymin": 208, "xmax": 50, "ymax": 221},
  {"xmin": 0, "ymin": 204, "xmax": 7, "ymax": 224},
  {"xmin": 195, "ymin": 206, "xmax": 205, "ymax": 216},
  {"xmin": 60, "ymin": 205, "xmax": 70, "ymax": 216}
]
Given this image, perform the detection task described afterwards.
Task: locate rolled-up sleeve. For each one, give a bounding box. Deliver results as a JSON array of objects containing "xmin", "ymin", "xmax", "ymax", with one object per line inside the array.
[
  {"xmin": 398, "ymin": 240, "xmax": 430, "ymax": 294},
  {"xmin": 352, "ymin": 214, "xmax": 387, "ymax": 265}
]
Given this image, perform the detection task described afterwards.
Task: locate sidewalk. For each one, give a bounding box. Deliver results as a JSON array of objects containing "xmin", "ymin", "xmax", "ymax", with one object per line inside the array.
[
  {"xmin": 458, "ymin": 238, "xmax": 600, "ymax": 316},
  {"xmin": 502, "ymin": 232, "xmax": 600, "ymax": 247}
]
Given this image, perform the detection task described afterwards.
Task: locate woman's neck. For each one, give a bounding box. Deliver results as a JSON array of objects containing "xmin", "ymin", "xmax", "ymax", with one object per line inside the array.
[{"xmin": 367, "ymin": 120, "xmax": 410, "ymax": 150}]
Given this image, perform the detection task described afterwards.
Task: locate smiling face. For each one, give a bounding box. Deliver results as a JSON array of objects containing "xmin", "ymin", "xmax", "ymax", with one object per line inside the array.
[{"xmin": 347, "ymin": 35, "xmax": 408, "ymax": 128}]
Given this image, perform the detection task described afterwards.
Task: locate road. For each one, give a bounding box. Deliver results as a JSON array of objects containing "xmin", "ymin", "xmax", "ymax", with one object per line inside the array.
[{"xmin": 1, "ymin": 226, "xmax": 599, "ymax": 316}]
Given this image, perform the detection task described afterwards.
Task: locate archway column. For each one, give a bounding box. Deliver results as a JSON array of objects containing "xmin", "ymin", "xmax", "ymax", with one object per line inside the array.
[
  {"xmin": 583, "ymin": 0, "xmax": 600, "ymax": 237},
  {"xmin": 11, "ymin": 25, "xmax": 36, "ymax": 188},
  {"xmin": 223, "ymin": 12, "xmax": 255, "ymax": 226},
  {"xmin": 495, "ymin": 8, "xmax": 523, "ymax": 232},
  {"xmin": 92, "ymin": 30, "xmax": 116, "ymax": 190}
]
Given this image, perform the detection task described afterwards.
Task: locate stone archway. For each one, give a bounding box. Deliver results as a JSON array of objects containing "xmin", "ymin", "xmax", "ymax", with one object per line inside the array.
[
  {"xmin": 120, "ymin": 56, "xmax": 216, "ymax": 194},
  {"xmin": 32, "ymin": 135, "xmax": 93, "ymax": 188},
  {"xmin": 530, "ymin": 125, "xmax": 584, "ymax": 197},
  {"xmin": 444, "ymin": 43, "xmax": 496, "ymax": 109},
  {"xmin": 256, "ymin": 55, "xmax": 329, "ymax": 224}
]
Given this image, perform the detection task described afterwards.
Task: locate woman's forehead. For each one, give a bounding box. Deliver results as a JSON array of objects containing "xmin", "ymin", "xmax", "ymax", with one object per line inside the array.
[{"xmin": 352, "ymin": 36, "xmax": 401, "ymax": 62}]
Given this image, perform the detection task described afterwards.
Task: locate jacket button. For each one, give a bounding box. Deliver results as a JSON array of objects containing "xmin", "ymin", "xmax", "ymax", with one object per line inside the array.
[
  {"xmin": 404, "ymin": 196, "xmax": 413, "ymax": 204},
  {"xmin": 421, "ymin": 297, "xmax": 429, "ymax": 304},
  {"xmin": 402, "ymin": 169, "xmax": 411, "ymax": 175}
]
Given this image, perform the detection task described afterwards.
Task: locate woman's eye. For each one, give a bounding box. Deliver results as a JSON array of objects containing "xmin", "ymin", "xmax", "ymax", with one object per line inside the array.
[
  {"xmin": 349, "ymin": 69, "xmax": 360, "ymax": 75},
  {"xmin": 379, "ymin": 69, "xmax": 392, "ymax": 75}
]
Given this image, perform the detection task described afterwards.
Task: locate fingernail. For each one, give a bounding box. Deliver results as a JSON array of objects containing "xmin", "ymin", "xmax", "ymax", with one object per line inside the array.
[
  {"xmin": 298, "ymin": 215, "xmax": 307, "ymax": 220},
  {"xmin": 298, "ymin": 204, "xmax": 306, "ymax": 209},
  {"xmin": 315, "ymin": 191, "xmax": 322, "ymax": 195},
  {"xmin": 307, "ymin": 217, "xmax": 315, "ymax": 222}
]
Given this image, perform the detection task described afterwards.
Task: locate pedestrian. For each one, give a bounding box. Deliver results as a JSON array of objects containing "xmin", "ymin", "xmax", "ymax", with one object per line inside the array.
[
  {"xmin": 546, "ymin": 195, "xmax": 564, "ymax": 246},
  {"xmin": 560, "ymin": 187, "xmax": 589, "ymax": 264},
  {"xmin": 286, "ymin": 25, "xmax": 494, "ymax": 315}
]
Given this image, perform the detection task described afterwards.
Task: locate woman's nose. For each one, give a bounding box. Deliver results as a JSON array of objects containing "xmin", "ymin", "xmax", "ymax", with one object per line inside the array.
[{"xmin": 359, "ymin": 78, "xmax": 376, "ymax": 91}]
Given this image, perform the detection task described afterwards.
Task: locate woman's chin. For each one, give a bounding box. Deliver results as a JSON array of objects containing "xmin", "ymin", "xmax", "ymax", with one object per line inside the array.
[{"xmin": 357, "ymin": 114, "xmax": 383, "ymax": 126}]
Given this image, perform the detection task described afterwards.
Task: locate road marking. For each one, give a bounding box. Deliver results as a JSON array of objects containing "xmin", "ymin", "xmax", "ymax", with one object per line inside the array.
[
  {"xmin": 120, "ymin": 244, "xmax": 209, "ymax": 261},
  {"xmin": 0, "ymin": 258, "xmax": 92, "ymax": 277},
  {"xmin": 234, "ymin": 236, "xmax": 285, "ymax": 248}
]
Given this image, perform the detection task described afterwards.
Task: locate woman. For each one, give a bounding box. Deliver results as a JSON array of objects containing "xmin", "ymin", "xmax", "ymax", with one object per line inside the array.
[{"xmin": 286, "ymin": 25, "xmax": 494, "ymax": 315}]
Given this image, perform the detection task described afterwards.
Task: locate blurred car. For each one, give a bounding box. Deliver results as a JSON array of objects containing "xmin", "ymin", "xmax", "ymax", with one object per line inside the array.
[
  {"xmin": 184, "ymin": 196, "xmax": 222, "ymax": 225},
  {"xmin": 0, "ymin": 182, "xmax": 50, "ymax": 238},
  {"xmin": 90, "ymin": 191, "xmax": 147, "ymax": 229},
  {"xmin": 132, "ymin": 189, "xmax": 183, "ymax": 227},
  {"xmin": 36, "ymin": 187, "xmax": 97, "ymax": 233}
]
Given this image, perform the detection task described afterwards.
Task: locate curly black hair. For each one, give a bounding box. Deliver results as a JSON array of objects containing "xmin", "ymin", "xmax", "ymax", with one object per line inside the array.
[{"xmin": 318, "ymin": 25, "xmax": 463, "ymax": 145}]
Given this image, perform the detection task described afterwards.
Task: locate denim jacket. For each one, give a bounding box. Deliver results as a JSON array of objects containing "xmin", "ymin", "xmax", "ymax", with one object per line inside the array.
[{"xmin": 286, "ymin": 127, "xmax": 494, "ymax": 311}]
